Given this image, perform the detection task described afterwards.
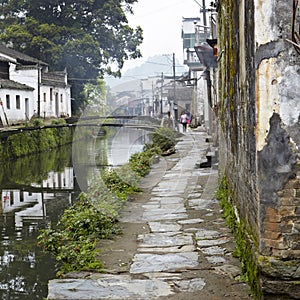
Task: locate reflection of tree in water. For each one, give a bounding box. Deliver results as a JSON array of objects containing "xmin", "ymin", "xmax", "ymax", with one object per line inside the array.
[
  {"xmin": 0, "ymin": 213, "xmax": 56, "ymax": 299},
  {"xmin": 0, "ymin": 144, "xmax": 72, "ymax": 186}
]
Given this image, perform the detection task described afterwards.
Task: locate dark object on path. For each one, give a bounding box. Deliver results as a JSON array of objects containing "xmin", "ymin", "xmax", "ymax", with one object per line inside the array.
[
  {"xmin": 199, "ymin": 155, "xmax": 212, "ymax": 168},
  {"xmin": 161, "ymin": 146, "xmax": 176, "ymax": 156}
]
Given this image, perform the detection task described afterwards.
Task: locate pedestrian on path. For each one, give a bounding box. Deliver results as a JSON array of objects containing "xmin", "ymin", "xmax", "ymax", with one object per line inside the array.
[
  {"xmin": 180, "ymin": 111, "xmax": 188, "ymax": 132},
  {"xmin": 161, "ymin": 111, "xmax": 175, "ymax": 130}
]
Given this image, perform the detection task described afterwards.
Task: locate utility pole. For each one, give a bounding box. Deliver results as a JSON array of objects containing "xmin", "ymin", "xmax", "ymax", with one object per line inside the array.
[
  {"xmin": 202, "ymin": 0, "xmax": 208, "ymax": 36},
  {"xmin": 172, "ymin": 53, "xmax": 176, "ymax": 107},
  {"xmin": 172, "ymin": 53, "xmax": 178, "ymax": 124},
  {"xmin": 160, "ymin": 72, "xmax": 164, "ymax": 115}
]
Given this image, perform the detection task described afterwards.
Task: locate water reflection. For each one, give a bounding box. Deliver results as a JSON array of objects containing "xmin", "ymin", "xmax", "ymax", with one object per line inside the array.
[
  {"xmin": 0, "ymin": 145, "xmax": 77, "ymax": 300},
  {"xmin": 0, "ymin": 127, "xmax": 151, "ymax": 299}
]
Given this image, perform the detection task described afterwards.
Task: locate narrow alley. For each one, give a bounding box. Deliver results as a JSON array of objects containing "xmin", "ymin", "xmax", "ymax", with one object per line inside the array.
[{"xmin": 47, "ymin": 128, "xmax": 252, "ymax": 300}]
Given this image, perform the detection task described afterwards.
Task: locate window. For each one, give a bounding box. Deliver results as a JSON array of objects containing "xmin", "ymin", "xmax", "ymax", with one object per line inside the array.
[
  {"xmin": 16, "ymin": 95, "xmax": 20, "ymax": 109},
  {"xmin": 50, "ymin": 88, "xmax": 53, "ymax": 101},
  {"xmin": 60, "ymin": 94, "xmax": 63, "ymax": 103},
  {"xmin": 6, "ymin": 95, "xmax": 10, "ymax": 109},
  {"xmin": 43, "ymin": 93, "xmax": 46, "ymax": 102}
]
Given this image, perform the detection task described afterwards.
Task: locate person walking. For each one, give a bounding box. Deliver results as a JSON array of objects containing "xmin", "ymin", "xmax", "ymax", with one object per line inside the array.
[
  {"xmin": 180, "ymin": 111, "xmax": 188, "ymax": 132},
  {"xmin": 161, "ymin": 111, "xmax": 175, "ymax": 129}
]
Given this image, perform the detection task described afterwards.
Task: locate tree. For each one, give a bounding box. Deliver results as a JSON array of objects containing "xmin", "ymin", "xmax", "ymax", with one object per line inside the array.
[
  {"xmin": 0, "ymin": 0, "xmax": 143, "ymax": 114},
  {"xmin": 83, "ymin": 77, "xmax": 107, "ymax": 116}
]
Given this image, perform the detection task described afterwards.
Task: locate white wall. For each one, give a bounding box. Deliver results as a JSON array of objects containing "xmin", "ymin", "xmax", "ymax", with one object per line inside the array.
[{"xmin": 0, "ymin": 89, "xmax": 34, "ymax": 123}]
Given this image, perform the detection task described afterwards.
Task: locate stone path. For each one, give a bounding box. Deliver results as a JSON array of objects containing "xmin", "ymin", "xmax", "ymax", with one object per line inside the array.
[{"xmin": 47, "ymin": 129, "xmax": 252, "ymax": 299}]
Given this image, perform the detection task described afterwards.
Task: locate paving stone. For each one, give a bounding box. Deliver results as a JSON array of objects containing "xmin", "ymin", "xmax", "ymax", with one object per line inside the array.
[
  {"xmin": 206, "ymin": 256, "xmax": 227, "ymax": 264},
  {"xmin": 195, "ymin": 229, "xmax": 224, "ymax": 239},
  {"xmin": 150, "ymin": 197, "xmax": 184, "ymax": 203},
  {"xmin": 48, "ymin": 276, "xmax": 173, "ymax": 299},
  {"xmin": 143, "ymin": 212, "xmax": 188, "ymax": 221},
  {"xmin": 188, "ymin": 198, "xmax": 212, "ymax": 209},
  {"xmin": 130, "ymin": 252, "xmax": 199, "ymax": 274},
  {"xmin": 138, "ymin": 245, "xmax": 195, "ymax": 253},
  {"xmin": 187, "ymin": 192, "xmax": 203, "ymax": 199},
  {"xmin": 173, "ymin": 278, "xmax": 206, "ymax": 292},
  {"xmin": 137, "ymin": 232, "xmax": 193, "ymax": 248},
  {"xmin": 143, "ymin": 272, "xmax": 182, "ymax": 280},
  {"xmin": 148, "ymin": 221, "xmax": 181, "ymax": 232},
  {"xmin": 197, "ymin": 237, "xmax": 231, "ymax": 247},
  {"xmin": 201, "ymin": 246, "xmax": 226, "ymax": 256},
  {"xmin": 178, "ymin": 218, "xmax": 204, "ymax": 224}
]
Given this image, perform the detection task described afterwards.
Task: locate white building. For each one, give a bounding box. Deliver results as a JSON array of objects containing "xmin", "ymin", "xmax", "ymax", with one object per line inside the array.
[{"xmin": 0, "ymin": 44, "xmax": 71, "ymax": 125}]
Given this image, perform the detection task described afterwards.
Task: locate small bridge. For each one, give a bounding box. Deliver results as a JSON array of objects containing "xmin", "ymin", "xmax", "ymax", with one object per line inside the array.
[{"xmin": 0, "ymin": 115, "xmax": 161, "ymax": 139}]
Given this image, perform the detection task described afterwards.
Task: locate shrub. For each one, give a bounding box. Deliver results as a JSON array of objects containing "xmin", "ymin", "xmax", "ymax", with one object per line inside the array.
[{"xmin": 152, "ymin": 127, "xmax": 176, "ymax": 151}]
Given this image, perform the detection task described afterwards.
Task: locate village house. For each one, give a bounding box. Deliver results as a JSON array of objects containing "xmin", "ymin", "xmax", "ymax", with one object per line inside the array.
[{"xmin": 0, "ymin": 44, "xmax": 71, "ymax": 125}]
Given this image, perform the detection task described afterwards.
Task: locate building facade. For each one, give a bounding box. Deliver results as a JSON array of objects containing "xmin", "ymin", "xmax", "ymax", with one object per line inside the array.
[{"xmin": 0, "ymin": 44, "xmax": 71, "ymax": 125}]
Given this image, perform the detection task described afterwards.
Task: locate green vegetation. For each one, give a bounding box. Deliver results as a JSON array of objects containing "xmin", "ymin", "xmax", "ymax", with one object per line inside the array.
[
  {"xmin": 0, "ymin": 0, "xmax": 143, "ymax": 113},
  {"xmin": 37, "ymin": 127, "xmax": 176, "ymax": 275},
  {"xmin": 217, "ymin": 176, "xmax": 261, "ymax": 299},
  {"xmin": 0, "ymin": 119, "xmax": 73, "ymax": 161},
  {"xmin": 151, "ymin": 127, "xmax": 177, "ymax": 151}
]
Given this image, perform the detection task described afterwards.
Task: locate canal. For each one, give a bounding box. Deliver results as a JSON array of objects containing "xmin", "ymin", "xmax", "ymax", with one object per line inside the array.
[{"xmin": 0, "ymin": 127, "xmax": 150, "ymax": 299}]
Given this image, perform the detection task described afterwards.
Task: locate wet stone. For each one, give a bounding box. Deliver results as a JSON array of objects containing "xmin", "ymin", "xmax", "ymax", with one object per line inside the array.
[
  {"xmin": 130, "ymin": 252, "xmax": 199, "ymax": 274},
  {"xmin": 148, "ymin": 221, "xmax": 181, "ymax": 232},
  {"xmin": 173, "ymin": 278, "xmax": 206, "ymax": 292},
  {"xmin": 143, "ymin": 212, "xmax": 188, "ymax": 221},
  {"xmin": 143, "ymin": 272, "xmax": 182, "ymax": 280},
  {"xmin": 187, "ymin": 192, "xmax": 203, "ymax": 199},
  {"xmin": 189, "ymin": 199, "xmax": 212, "ymax": 210},
  {"xmin": 48, "ymin": 276, "xmax": 173, "ymax": 299},
  {"xmin": 196, "ymin": 229, "xmax": 223, "ymax": 239},
  {"xmin": 137, "ymin": 232, "xmax": 193, "ymax": 248},
  {"xmin": 206, "ymin": 256, "xmax": 226, "ymax": 264},
  {"xmin": 178, "ymin": 218, "xmax": 204, "ymax": 225},
  {"xmin": 138, "ymin": 245, "xmax": 195, "ymax": 253},
  {"xmin": 150, "ymin": 197, "xmax": 183, "ymax": 204},
  {"xmin": 201, "ymin": 246, "xmax": 226, "ymax": 256},
  {"xmin": 197, "ymin": 237, "xmax": 231, "ymax": 247}
]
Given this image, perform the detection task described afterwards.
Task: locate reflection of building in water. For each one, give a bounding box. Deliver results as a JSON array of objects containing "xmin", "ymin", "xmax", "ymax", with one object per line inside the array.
[{"xmin": 1, "ymin": 167, "xmax": 74, "ymax": 227}]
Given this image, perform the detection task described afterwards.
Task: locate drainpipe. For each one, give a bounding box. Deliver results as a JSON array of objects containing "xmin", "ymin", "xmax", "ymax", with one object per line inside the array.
[{"xmin": 37, "ymin": 62, "xmax": 41, "ymax": 117}]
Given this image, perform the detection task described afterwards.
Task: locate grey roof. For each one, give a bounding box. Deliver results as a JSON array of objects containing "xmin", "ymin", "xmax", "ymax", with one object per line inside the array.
[
  {"xmin": 0, "ymin": 44, "xmax": 47, "ymax": 66},
  {"xmin": 41, "ymin": 71, "xmax": 69, "ymax": 88},
  {"xmin": 0, "ymin": 79, "xmax": 34, "ymax": 90}
]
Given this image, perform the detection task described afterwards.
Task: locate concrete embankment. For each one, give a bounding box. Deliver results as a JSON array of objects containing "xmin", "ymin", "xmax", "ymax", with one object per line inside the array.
[{"xmin": 47, "ymin": 128, "xmax": 252, "ymax": 300}]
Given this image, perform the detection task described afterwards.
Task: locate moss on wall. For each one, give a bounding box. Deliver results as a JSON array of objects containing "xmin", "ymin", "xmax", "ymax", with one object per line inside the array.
[
  {"xmin": 217, "ymin": 176, "xmax": 262, "ymax": 299},
  {"xmin": 0, "ymin": 121, "xmax": 74, "ymax": 161}
]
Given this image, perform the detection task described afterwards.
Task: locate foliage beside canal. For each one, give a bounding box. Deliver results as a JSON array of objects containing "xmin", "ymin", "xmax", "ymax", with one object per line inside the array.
[
  {"xmin": 38, "ymin": 127, "xmax": 177, "ymax": 275},
  {"xmin": 0, "ymin": 118, "xmax": 73, "ymax": 160}
]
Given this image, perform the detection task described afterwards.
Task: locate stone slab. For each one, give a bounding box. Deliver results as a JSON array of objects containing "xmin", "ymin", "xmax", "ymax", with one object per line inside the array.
[
  {"xmin": 138, "ymin": 245, "xmax": 195, "ymax": 253},
  {"xmin": 48, "ymin": 276, "xmax": 173, "ymax": 299},
  {"xmin": 137, "ymin": 232, "xmax": 193, "ymax": 248},
  {"xmin": 148, "ymin": 221, "xmax": 181, "ymax": 232},
  {"xmin": 130, "ymin": 252, "xmax": 199, "ymax": 274}
]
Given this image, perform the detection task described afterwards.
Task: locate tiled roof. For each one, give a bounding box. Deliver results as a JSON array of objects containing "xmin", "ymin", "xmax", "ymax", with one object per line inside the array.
[
  {"xmin": 0, "ymin": 79, "xmax": 34, "ymax": 90},
  {"xmin": 41, "ymin": 71, "xmax": 69, "ymax": 88},
  {"xmin": 0, "ymin": 44, "xmax": 47, "ymax": 66}
]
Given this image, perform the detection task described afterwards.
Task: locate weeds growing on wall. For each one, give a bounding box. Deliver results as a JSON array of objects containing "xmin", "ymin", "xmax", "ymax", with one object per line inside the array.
[
  {"xmin": 0, "ymin": 118, "xmax": 73, "ymax": 160},
  {"xmin": 38, "ymin": 127, "xmax": 175, "ymax": 275},
  {"xmin": 217, "ymin": 176, "xmax": 261, "ymax": 299}
]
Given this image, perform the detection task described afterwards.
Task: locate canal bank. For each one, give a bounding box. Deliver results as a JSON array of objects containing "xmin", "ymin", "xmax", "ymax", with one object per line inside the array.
[{"xmin": 47, "ymin": 127, "xmax": 252, "ymax": 300}]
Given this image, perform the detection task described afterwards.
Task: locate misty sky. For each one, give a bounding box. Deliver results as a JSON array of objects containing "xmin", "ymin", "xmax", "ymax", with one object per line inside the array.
[{"xmin": 125, "ymin": 0, "xmax": 202, "ymax": 70}]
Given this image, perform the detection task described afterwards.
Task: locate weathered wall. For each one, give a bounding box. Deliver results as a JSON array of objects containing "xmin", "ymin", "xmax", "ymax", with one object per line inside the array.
[{"xmin": 218, "ymin": 0, "xmax": 300, "ymax": 298}]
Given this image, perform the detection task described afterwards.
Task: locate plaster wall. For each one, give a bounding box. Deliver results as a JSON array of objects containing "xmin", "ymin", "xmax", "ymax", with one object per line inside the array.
[{"xmin": 218, "ymin": 0, "xmax": 300, "ymax": 298}]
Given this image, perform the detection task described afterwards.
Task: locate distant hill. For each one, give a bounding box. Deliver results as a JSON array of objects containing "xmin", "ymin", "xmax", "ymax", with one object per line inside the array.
[{"xmin": 105, "ymin": 55, "xmax": 188, "ymax": 89}]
